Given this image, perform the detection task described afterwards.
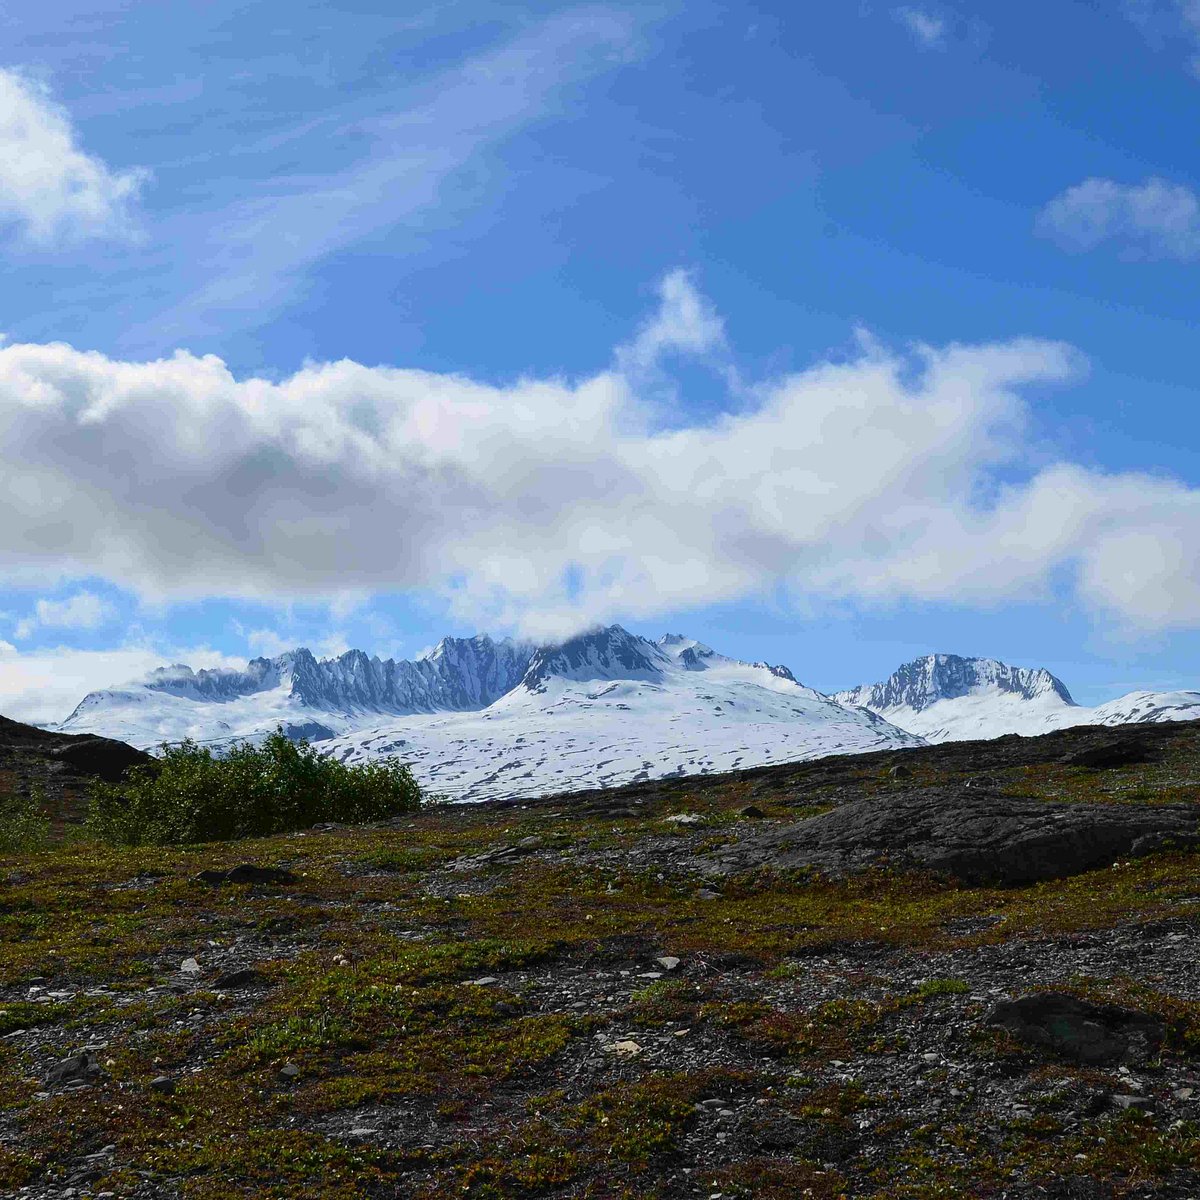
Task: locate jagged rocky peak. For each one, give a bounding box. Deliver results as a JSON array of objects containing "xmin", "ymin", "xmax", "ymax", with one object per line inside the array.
[
  {"xmin": 837, "ymin": 653, "xmax": 1074, "ymax": 714},
  {"xmin": 521, "ymin": 625, "xmax": 668, "ymax": 692},
  {"xmin": 658, "ymin": 633, "xmax": 716, "ymax": 670}
]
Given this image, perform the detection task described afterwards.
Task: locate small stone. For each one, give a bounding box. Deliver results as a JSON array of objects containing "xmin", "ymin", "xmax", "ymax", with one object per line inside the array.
[
  {"xmin": 656, "ymin": 956, "xmax": 682, "ymax": 971},
  {"xmin": 467, "ymin": 976, "xmax": 499, "ymax": 986},
  {"xmin": 1174, "ymin": 1087, "xmax": 1195, "ymax": 1101},
  {"xmin": 279, "ymin": 1062, "xmax": 301, "ymax": 1080},
  {"xmin": 46, "ymin": 1052, "xmax": 102, "ymax": 1085},
  {"xmin": 1113, "ymin": 1094, "xmax": 1155, "ymax": 1113},
  {"xmin": 348, "ymin": 1127, "xmax": 377, "ymax": 1137},
  {"xmin": 180, "ymin": 957, "xmax": 201, "ymax": 975},
  {"xmin": 606, "ymin": 1040, "xmax": 642, "ymax": 1057},
  {"xmin": 213, "ymin": 968, "xmax": 266, "ymax": 991},
  {"xmin": 150, "ymin": 1076, "xmax": 175, "ymax": 1094},
  {"xmin": 738, "ymin": 805, "xmax": 768, "ymax": 818},
  {"xmin": 665, "ymin": 812, "xmax": 704, "ymax": 826},
  {"xmin": 888, "ymin": 763, "xmax": 913, "ymax": 779}
]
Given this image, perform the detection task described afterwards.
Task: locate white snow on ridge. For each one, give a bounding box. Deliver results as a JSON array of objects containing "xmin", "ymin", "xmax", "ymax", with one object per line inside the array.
[
  {"xmin": 837, "ymin": 654, "xmax": 1200, "ymax": 744},
  {"xmin": 54, "ymin": 634, "xmax": 1200, "ymax": 803},
  {"xmin": 56, "ymin": 625, "xmax": 922, "ymax": 801},
  {"xmin": 322, "ymin": 641, "xmax": 920, "ymax": 802}
]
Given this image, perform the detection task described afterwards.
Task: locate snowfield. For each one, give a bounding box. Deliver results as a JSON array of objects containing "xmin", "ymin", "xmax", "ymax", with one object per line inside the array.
[
  {"xmin": 59, "ymin": 627, "xmax": 920, "ymax": 802},
  {"xmin": 836, "ymin": 654, "xmax": 1200, "ymax": 743},
  {"xmin": 56, "ymin": 635, "xmax": 1199, "ymax": 803}
]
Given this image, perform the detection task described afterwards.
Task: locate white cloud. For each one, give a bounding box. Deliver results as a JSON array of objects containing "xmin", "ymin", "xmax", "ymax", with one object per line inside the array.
[
  {"xmin": 13, "ymin": 590, "xmax": 111, "ymax": 640},
  {"xmin": 0, "ymin": 274, "xmax": 1197, "ymax": 638},
  {"xmin": 1037, "ymin": 177, "xmax": 1200, "ymax": 259},
  {"xmin": 0, "ymin": 68, "xmax": 147, "ymax": 244},
  {"xmin": 896, "ymin": 7, "xmax": 947, "ymax": 47},
  {"xmin": 241, "ymin": 626, "xmax": 349, "ymax": 660},
  {"xmin": 615, "ymin": 269, "xmax": 727, "ymax": 377},
  {"xmin": 0, "ymin": 641, "xmax": 243, "ymax": 726}
]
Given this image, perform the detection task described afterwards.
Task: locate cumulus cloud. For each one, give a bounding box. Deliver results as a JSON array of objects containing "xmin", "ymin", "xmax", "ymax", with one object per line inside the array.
[
  {"xmin": 0, "ymin": 642, "xmax": 244, "ymax": 726},
  {"xmin": 895, "ymin": 7, "xmax": 947, "ymax": 47},
  {"xmin": 0, "ymin": 68, "xmax": 147, "ymax": 244},
  {"xmin": 1036, "ymin": 177, "xmax": 1200, "ymax": 259},
  {"xmin": 13, "ymin": 590, "xmax": 112, "ymax": 640},
  {"xmin": 0, "ymin": 273, "xmax": 1197, "ymax": 637}
]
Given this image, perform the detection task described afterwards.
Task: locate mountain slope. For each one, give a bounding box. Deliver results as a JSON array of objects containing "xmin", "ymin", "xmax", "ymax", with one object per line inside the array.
[
  {"xmin": 60, "ymin": 626, "xmax": 922, "ymax": 801},
  {"xmin": 321, "ymin": 627, "xmax": 922, "ymax": 801},
  {"xmin": 837, "ymin": 654, "xmax": 1200, "ymax": 742},
  {"xmin": 61, "ymin": 635, "xmax": 533, "ymax": 750}
]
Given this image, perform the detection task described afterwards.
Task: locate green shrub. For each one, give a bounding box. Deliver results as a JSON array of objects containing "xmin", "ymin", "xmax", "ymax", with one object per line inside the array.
[
  {"xmin": 0, "ymin": 783, "xmax": 51, "ymax": 854},
  {"xmin": 86, "ymin": 730, "xmax": 422, "ymax": 846}
]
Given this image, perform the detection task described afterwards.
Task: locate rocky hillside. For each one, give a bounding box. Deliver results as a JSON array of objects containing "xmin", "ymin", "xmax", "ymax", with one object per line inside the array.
[
  {"xmin": 0, "ymin": 714, "xmax": 150, "ymax": 825},
  {"xmin": 3, "ymin": 718, "xmax": 1200, "ymax": 1197}
]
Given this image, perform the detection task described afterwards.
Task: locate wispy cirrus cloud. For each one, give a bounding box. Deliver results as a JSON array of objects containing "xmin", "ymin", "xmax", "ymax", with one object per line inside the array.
[
  {"xmin": 0, "ymin": 67, "xmax": 147, "ymax": 244},
  {"xmin": 132, "ymin": 8, "xmax": 638, "ymax": 347},
  {"xmin": 1036, "ymin": 176, "xmax": 1200, "ymax": 259}
]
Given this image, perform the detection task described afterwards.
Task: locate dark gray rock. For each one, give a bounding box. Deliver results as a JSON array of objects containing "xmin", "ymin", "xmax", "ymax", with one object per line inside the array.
[
  {"xmin": 46, "ymin": 1052, "xmax": 104, "ymax": 1085},
  {"xmin": 1061, "ymin": 740, "xmax": 1151, "ymax": 770},
  {"xmin": 986, "ymin": 993, "xmax": 1164, "ymax": 1065},
  {"xmin": 196, "ymin": 864, "xmax": 298, "ymax": 886},
  {"xmin": 150, "ymin": 1075, "xmax": 176, "ymax": 1094},
  {"xmin": 214, "ymin": 967, "xmax": 268, "ymax": 990},
  {"xmin": 704, "ymin": 789, "xmax": 1200, "ymax": 885},
  {"xmin": 47, "ymin": 735, "xmax": 150, "ymax": 783}
]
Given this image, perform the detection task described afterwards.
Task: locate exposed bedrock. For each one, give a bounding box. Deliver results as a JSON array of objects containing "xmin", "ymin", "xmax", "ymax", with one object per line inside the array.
[{"xmin": 704, "ymin": 789, "xmax": 1200, "ymax": 885}]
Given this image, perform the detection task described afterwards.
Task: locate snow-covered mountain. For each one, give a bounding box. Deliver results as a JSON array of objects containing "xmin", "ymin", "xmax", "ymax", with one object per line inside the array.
[
  {"xmin": 59, "ymin": 625, "xmax": 921, "ymax": 801},
  {"xmin": 836, "ymin": 654, "xmax": 1200, "ymax": 743},
  {"xmin": 61, "ymin": 635, "xmax": 533, "ymax": 751}
]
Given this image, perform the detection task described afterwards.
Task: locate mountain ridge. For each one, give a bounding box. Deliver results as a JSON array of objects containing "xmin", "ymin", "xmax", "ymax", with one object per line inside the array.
[
  {"xmin": 57, "ymin": 625, "xmax": 923, "ymax": 801},
  {"xmin": 55, "ymin": 630, "xmax": 1200, "ymax": 799},
  {"xmin": 838, "ymin": 653, "xmax": 1200, "ymax": 743}
]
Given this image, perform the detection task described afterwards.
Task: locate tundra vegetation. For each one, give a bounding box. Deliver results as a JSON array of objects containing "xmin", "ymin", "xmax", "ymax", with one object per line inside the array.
[{"xmin": 1, "ymin": 720, "xmax": 1200, "ymax": 1197}]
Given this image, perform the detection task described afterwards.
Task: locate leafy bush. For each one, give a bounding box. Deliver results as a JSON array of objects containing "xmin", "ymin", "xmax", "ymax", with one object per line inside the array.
[
  {"xmin": 0, "ymin": 783, "xmax": 52, "ymax": 854},
  {"xmin": 86, "ymin": 730, "xmax": 422, "ymax": 846}
]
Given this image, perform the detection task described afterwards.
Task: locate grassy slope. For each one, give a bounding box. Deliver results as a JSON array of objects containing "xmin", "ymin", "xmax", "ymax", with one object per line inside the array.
[{"xmin": 3, "ymin": 721, "xmax": 1200, "ymax": 1197}]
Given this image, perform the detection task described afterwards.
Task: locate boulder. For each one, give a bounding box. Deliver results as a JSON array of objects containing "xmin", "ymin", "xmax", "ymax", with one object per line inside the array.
[
  {"xmin": 986, "ymin": 993, "xmax": 1164, "ymax": 1065},
  {"xmin": 47, "ymin": 735, "xmax": 151, "ymax": 783},
  {"xmin": 196, "ymin": 864, "xmax": 298, "ymax": 887},
  {"xmin": 704, "ymin": 789, "xmax": 1200, "ymax": 885},
  {"xmin": 1061, "ymin": 740, "xmax": 1151, "ymax": 770}
]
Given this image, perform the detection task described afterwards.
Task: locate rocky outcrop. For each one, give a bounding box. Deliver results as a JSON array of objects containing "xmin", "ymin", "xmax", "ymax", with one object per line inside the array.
[
  {"xmin": 986, "ymin": 993, "xmax": 1165, "ymax": 1065},
  {"xmin": 704, "ymin": 789, "xmax": 1200, "ymax": 884},
  {"xmin": 46, "ymin": 734, "xmax": 150, "ymax": 784}
]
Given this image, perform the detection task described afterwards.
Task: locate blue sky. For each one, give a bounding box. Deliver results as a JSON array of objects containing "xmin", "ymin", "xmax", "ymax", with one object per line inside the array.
[{"xmin": 2, "ymin": 0, "xmax": 1200, "ymax": 721}]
